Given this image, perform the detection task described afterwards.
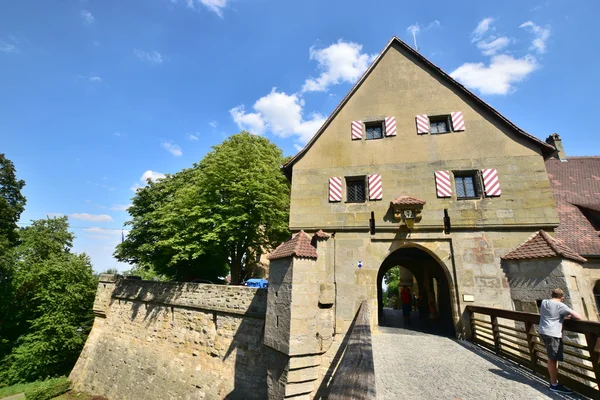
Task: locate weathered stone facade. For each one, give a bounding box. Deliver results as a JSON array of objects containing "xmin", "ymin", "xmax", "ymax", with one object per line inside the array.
[
  {"xmin": 70, "ymin": 275, "xmax": 267, "ymax": 400},
  {"xmin": 269, "ymin": 37, "xmax": 594, "ymax": 398},
  {"xmin": 285, "ymin": 37, "xmax": 560, "ymax": 337}
]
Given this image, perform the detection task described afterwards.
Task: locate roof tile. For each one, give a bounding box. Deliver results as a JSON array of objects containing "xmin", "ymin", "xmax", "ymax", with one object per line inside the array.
[
  {"xmin": 502, "ymin": 230, "xmax": 586, "ymax": 263},
  {"xmin": 267, "ymin": 231, "xmax": 318, "ymax": 261},
  {"xmin": 546, "ymin": 157, "xmax": 600, "ymax": 255},
  {"xmin": 391, "ymin": 196, "xmax": 426, "ymax": 206}
]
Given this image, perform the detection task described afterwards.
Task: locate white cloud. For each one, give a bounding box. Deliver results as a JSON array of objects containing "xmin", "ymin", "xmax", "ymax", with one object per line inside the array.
[
  {"xmin": 161, "ymin": 142, "xmax": 183, "ymax": 156},
  {"xmin": 0, "ymin": 41, "xmax": 16, "ymax": 53},
  {"xmin": 407, "ymin": 23, "xmax": 420, "ymax": 36},
  {"xmin": 302, "ymin": 40, "xmax": 376, "ymax": 92},
  {"xmin": 186, "ymin": 133, "xmax": 199, "ymax": 141},
  {"xmin": 450, "ymin": 54, "xmax": 538, "ymax": 95},
  {"xmin": 81, "ymin": 9, "xmax": 95, "ymax": 25},
  {"xmin": 110, "ymin": 204, "xmax": 131, "ymax": 211},
  {"xmin": 231, "ymin": 89, "xmax": 326, "ymax": 144},
  {"xmin": 473, "ymin": 17, "xmax": 494, "ymax": 41},
  {"xmin": 142, "ymin": 170, "xmax": 166, "ymax": 182},
  {"xmin": 131, "ymin": 170, "xmax": 166, "ymax": 191},
  {"xmin": 134, "ymin": 49, "xmax": 163, "ymax": 64},
  {"xmin": 520, "ymin": 21, "xmax": 550, "ymax": 54},
  {"xmin": 407, "ymin": 20, "xmax": 440, "ymax": 36},
  {"xmin": 476, "ymin": 37, "xmax": 510, "ymax": 56},
  {"xmin": 182, "ymin": 0, "xmax": 228, "ymax": 17},
  {"xmin": 199, "ymin": 0, "xmax": 227, "ymax": 17},
  {"xmin": 230, "ymin": 105, "xmax": 266, "ymax": 135},
  {"xmin": 209, "ymin": 120, "xmax": 218, "ymax": 128},
  {"xmin": 70, "ymin": 213, "xmax": 113, "ymax": 222},
  {"xmin": 89, "ymin": 76, "xmax": 102, "ymax": 82}
]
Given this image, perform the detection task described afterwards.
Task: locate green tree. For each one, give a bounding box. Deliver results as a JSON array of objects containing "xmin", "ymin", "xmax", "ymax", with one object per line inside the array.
[
  {"xmin": 0, "ymin": 154, "xmax": 26, "ymax": 248},
  {"xmin": 0, "ymin": 154, "xmax": 26, "ymax": 363},
  {"xmin": 384, "ymin": 267, "xmax": 401, "ymax": 309},
  {"xmin": 116, "ymin": 132, "xmax": 290, "ymax": 284},
  {"xmin": 0, "ymin": 217, "xmax": 97, "ymax": 385},
  {"xmin": 123, "ymin": 264, "xmax": 168, "ymax": 281}
]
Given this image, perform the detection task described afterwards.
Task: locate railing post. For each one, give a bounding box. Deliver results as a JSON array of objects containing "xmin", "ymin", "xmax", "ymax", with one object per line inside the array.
[
  {"xmin": 525, "ymin": 321, "xmax": 538, "ymax": 373},
  {"xmin": 585, "ymin": 332, "xmax": 600, "ymax": 385},
  {"xmin": 468, "ymin": 307, "xmax": 476, "ymax": 341},
  {"xmin": 491, "ymin": 315, "xmax": 501, "ymax": 355}
]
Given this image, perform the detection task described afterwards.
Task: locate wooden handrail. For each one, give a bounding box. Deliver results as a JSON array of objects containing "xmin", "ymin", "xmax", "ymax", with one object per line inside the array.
[
  {"xmin": 467, "ymin": 305, "xmax": 600, "ymax": 335},
  {"xmin": 328, "ymin": 301, "xmax": 376, "ymax": 400},
  {"xmin": 467, "ymin": 305, "xmax": 600, "ymax": 399}
]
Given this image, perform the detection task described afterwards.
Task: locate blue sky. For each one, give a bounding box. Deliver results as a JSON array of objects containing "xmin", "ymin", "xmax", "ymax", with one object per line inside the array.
[{"xmin": 2, "ymin": 0, "xmax": 599, "ymax": 272}]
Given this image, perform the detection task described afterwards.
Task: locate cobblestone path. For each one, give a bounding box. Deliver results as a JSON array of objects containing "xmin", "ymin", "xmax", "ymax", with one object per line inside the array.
[{"xmin": 373, "ymin": 310, "xmax": 585, "ymax": 400}]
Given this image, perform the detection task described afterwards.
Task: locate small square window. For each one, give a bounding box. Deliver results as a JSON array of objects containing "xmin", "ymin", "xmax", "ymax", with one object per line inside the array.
[
  {"xmin": 346, "ymin": 177, "xmax": 366, "ymax": 203},
  {"xmin": 454, "ymin": 171, "xmax": 481, "ymax": 199},
  {"xmin": 365, "ymin": 121, "xmax": 384, "ymax": 140},
  {"xmin": 429, "ymin": 116, "xmax": 450, "ymax": 134}
]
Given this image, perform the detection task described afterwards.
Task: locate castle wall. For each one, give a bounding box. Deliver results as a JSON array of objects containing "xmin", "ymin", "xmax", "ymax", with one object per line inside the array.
[{"xmin": 70, "ymin": 276, "xmax": 267, "ymax": 400}]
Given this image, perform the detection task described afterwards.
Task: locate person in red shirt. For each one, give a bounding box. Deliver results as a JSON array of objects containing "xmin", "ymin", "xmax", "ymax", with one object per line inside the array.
[{"xmin": 400, "ymin": 286, "xmax": 412, "ymax": 326}]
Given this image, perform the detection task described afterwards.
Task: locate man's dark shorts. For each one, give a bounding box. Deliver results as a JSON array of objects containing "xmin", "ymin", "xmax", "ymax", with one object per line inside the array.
[{"xmin": 540, "ymin": 334, "xmax": 564, "ymax": 361}]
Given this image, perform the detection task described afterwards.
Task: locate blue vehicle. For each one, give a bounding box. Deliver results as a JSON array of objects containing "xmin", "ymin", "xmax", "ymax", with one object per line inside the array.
[{"xmin": 245, "ymin": 279, "xmax": 268, "ymax": 288}]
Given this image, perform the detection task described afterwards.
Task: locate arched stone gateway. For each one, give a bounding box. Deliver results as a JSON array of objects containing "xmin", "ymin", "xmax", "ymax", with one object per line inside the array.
[{"xmin": 377, "ymin": 244, "xmax": 457, "ymax": 336}]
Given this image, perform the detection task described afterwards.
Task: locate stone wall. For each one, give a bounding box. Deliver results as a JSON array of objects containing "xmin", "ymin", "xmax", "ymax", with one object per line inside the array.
[
  {"xmin": 503, "ymin": 258, "xmax": 599, "ymax": 322},
  {"xmin": 70, "ymin": 276, "xmax": 268, "ymax": 400}
]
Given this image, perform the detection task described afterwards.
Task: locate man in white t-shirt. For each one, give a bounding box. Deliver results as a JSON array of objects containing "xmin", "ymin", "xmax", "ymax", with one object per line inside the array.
[{"xmin": 538, "ymin": 288, "xmax": 583, "ymax": 394}]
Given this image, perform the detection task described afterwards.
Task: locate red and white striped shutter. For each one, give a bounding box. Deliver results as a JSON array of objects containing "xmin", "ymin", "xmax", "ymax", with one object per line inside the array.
[
  {"xmin": 481, "ymin": 169, "xmax": 501, "ymax": 197},
  {"xmin": 451, "ymin": 111, "xmax": 465, "ymax": 131},
  {"xmin": 384, "ymin": 117, "xmax": 396, "ymax": 137},
  {"xmin": 435, "ymin": 171, "xmax": 452, "ymax": 198},
  {"xmin": 416, "ymin": 115, "xmax": 429, "ymax": 134},
  {"xmin": 329, "ymin": 177, "xmax": 342, "ymax": 202},
  {"xmin": 368, "ymin": 174, "xmax": 382, "ymax": 200},
  {"xmin": 351, "ymin": 121, "xmax": 363, "ymax": 140}
]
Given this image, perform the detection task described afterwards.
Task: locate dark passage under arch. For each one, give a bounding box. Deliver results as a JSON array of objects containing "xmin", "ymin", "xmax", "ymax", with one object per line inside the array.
[{"xmin": 377, "ymin": 246, "xmax": 455, "ymax": 337}]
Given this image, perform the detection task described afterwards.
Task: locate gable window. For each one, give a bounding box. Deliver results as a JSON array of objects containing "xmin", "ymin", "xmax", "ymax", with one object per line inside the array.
[
  {"xmin": 346, "ymin": 177, "xmax": 366, "ymax": 203},
  {"xmin": 365, "ymin": 121, "xmax": 384, "ymax": 140},
  {"xmin": 454, "ymin": 171, "xmax": 481, "ymax": 199},
  {"xmin": 429, "ymin": 116, "xmax": 451, "ymax": 134}
]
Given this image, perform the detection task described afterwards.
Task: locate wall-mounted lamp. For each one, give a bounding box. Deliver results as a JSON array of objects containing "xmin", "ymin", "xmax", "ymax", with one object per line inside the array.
[{"xmin": 390, "ymin": 196, "xmax": 426, "ymax": 229}]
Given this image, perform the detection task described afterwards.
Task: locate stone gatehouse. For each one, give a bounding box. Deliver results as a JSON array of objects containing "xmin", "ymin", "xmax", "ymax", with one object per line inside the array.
[{"xmin": 262, "ymin": 35, "xmax": 598, "ymax": 397}]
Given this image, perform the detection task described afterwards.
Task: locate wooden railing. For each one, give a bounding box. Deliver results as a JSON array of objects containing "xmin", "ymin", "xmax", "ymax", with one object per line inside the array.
[
  {"xmin": 328, "ymin": 301, "xmax": 376, "ymax": 400},
  {"xmin": 467, "ymin": 305, "xmax": 600, "ymax": 398}
]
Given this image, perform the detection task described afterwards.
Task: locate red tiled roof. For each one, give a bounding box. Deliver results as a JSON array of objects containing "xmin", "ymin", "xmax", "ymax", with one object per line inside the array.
[
  {"xmin": 391, "ymin": 196, "xmax": 426, "ymax": 206},
  {"xmin": 546, "ymin": 157, "xmax": 600, "ymax": 255},
  {"xmin": 313, "ymin": 230, "xmax": 331, "ymax": 239},
  {"xmin": 267, "ymin": 231, "xmax": 318, "ymax": 260},
  {"xmin": 502, "ymin": 230, "xmax": 587, "ymax": 263}
]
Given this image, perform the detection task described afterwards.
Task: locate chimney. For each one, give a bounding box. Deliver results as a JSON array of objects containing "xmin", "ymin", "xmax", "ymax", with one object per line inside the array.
[{"xmin": 546, "ymin": 133, "xmax": 567, "ymax": 161}]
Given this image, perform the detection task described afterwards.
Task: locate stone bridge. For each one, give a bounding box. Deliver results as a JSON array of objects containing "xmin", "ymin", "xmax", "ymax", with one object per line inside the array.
[{"xmin": 372, "ymin": 309, "xmax": 584, "ymax": 399}]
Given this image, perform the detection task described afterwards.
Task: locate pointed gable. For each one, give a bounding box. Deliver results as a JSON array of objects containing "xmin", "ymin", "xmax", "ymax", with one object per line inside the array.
[
  {"xmin": 283, "ymin": 36, "xmax": 554, "ymax": 177},
  {"xmin": 267, "ymin": 231, "xmax": 318, "ymax": 260},
  {"xmin": 502, "ymin": 230, "xmax": 587, "ymax": 263}
]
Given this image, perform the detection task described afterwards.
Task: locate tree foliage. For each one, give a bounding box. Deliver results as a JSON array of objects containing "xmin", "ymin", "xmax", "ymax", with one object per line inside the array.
[
  {"xmin": 115, "ymin": 132, "xmax": 290, "ymax": 283},
  {"xmin": 0, "ymin": 154, "xmax": 26, "ymax": 369},
  {"xmin": 0, "ymin": 218, "xmax": 97, "ymax": 385},
  {"xmin": 0, "ymin": 154, "xmax": 26, "ymax": 248},
  {"xmin": 383, "ymin": 267, "xmax": 401, "ymax": 309}
]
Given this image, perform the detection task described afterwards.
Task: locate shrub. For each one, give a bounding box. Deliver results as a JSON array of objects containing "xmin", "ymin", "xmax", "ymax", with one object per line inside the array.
[{"xmin": 24, "ymin": 377, "xmax": 70, "ymax": 400}]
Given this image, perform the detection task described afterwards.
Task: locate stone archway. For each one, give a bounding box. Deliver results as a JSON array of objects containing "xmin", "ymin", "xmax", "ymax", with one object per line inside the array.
[{"xmin": 377, "ymin": 245, "xmax": 455, "ymax": 336}]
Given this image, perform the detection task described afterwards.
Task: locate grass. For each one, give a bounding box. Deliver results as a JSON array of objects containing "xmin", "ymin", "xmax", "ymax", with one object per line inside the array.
[
  {"xmin": 54, "ymin": 392, "xmax": 106, "ymax": 400},
  {"xmin": 0, "ymin": 377, "xmax": 73, "ymax": 400},
  {"xmin": 0, "ymin": 381, "xmax": 46, "ymax": 398}
]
